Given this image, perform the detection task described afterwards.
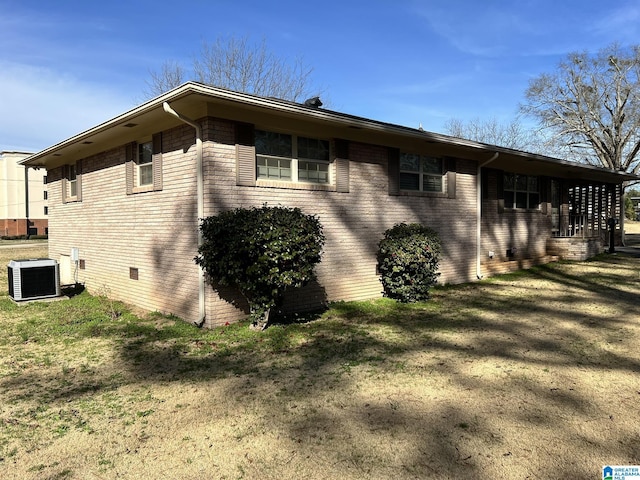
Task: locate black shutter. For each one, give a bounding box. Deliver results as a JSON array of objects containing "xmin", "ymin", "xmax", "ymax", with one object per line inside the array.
[
  {"xmin": 334, "ymin": 139, "xmax": 349, "ymax": 193},
  {"xmin": 236, "ymin": 123, "xmax": 256, "ymax": 187},
  {"xmin": 75, "ymin": 160, "xmax": 82, "ymax": 202},
  {"xmin": 125, "ymin": 142, "xmax": 136, "ymax": 195},
  {"xmin": 445, "ymin": 157, "xmax": 456, "ymax": 199},
  {"xmin": 61, "ymin": 165, "xmax": 68, "ymax": 204},
  {"xmin": 497, "ymin": 170, "xmax": 505, "ymax": 213},
  {"xmin": 388, "ymin": 148, "xmax": 400, "ymax": 196},
  {"xmin": 152, "ymin": 132, "xmax": 163, "ymax": 191}
]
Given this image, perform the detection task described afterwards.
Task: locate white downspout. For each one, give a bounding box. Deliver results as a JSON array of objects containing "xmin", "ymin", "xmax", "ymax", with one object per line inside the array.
[
  {"xmin": 620, "ymin": 186, "xmax": 626, "ymax": 247},
  {"xmin": 477, "ymin": 152, "xmax": 499, "ymax": 279},
  {"xmin": 162, "ymin": 102, "xmax": 206, "ymax": 327}
]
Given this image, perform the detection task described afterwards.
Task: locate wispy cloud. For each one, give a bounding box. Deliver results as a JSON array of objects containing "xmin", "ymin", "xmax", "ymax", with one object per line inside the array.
[
  {"xmin": 412, "ymin": 2, "xmax": 542, "ymax": 57},
  {"xmin": 0, "ymin": 62, "xmax": 133, "ymax": 152},
  {"xmin": 377, "ymin": 72, "xmax": 475, "ymax": 96},
  {"xmin": 593, "ymin": 3, "xmax": 640, "ymax": 42},
  {"xmin": 411, "ymin": 0, "xmax": 631, "ymax": 59},
  {"xmin": 0, "ymin": 3, "xmax": 173, "ymax": 151}
]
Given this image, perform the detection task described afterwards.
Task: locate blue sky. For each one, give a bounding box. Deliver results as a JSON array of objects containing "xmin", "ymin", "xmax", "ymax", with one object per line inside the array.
[{"xmin": 1, "ymin": 0, "xmax": 639, "ymax": 153}]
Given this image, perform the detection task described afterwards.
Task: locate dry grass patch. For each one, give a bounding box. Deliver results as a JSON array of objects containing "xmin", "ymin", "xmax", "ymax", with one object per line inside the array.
[{"xmin": 1, "ymin": 244, "xmax": 640, "ymax": 479}]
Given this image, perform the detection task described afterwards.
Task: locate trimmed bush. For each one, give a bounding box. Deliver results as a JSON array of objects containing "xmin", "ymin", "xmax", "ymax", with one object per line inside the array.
[
  {"xmin": 1, "ymin": 235, "xmax": 28, "ymax": 240},
  {"xmin": 195, "ymin": 205, "xmax": 325, "ymax": 329},
  {"xmin": 377, "ymin": 223, "xmax": 441, "ymax": 303}
]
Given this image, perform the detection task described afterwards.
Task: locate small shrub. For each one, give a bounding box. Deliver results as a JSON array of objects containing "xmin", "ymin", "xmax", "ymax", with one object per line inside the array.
[
  {"xmin": 195, "ymin": 205, "xmax": 325, "ymax": 329},
  {"xmin": 377, "ymin": 223, "xmax": 441, "ymax": 303},
  {"xmin": 1, "ymin": 235, "xmax": 28, "ymax": 240}
]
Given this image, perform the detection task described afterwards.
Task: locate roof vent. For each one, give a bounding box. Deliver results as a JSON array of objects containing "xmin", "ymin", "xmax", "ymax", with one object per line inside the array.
[{"xmin": 304, "ymin": 96, "xmax": 323, "ymax": 108}]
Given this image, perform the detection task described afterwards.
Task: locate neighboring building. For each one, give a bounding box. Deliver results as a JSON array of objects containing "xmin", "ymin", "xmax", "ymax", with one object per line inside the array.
[
  {"xmin": 630, "ymin": 197, "xmax": 640, "ymax": 220},
  {"xmin": 21, "ymin": 82, "xmax": 638, "ymax": 327},
  {"xmin": 0, "ymin": 151, "xmax": 48, "ymax": 237}
]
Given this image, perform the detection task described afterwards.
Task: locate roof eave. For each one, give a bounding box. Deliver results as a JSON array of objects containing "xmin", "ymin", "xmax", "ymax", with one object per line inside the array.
[{"xmin": 19, "ymin": 81, "xmax": 640, "ymax": 184}]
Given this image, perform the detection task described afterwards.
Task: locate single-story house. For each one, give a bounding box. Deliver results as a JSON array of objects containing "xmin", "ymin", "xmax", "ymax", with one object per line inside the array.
[{"xmin": 21, "ymin": 82, "xmax": 639, "ymax": 327}]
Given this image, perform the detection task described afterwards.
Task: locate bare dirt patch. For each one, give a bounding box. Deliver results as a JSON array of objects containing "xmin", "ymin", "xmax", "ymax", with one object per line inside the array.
[
  {"xmin": 625, "ymin": 220, "xmax": 640, "ymax": 234},
  {"xmin": 1, "ymin": 245, "xmax": 640, "ymax": 479}
]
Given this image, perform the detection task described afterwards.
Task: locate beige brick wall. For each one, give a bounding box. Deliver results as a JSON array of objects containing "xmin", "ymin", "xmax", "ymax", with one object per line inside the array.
[
  {"xmin": 48, "ymin": 116, "xmax": 540, "ymax": 328},
  {"xmin": 480, "ymin": 169, "xmax": 551, "ymax": 270},
  {"xmin": 546, "ymin": 237, "xmax": 605, "ymax": 261},
  {"xmin": 199, "ymin": 118, "xmax": 479, "ymax": 326},
  {"xmin": 48, "ymin": 124, "xmax": 201, "ymax": 322}
]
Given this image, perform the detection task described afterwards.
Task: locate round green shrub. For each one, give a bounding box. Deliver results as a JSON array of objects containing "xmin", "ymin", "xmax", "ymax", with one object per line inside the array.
[
  {"xmin": 195, "ymin": 205, "xmax": 325, "ymax": 328},
  {"xmin": 377, "ymin": 223, "xmax": 441, "ymax": 303}
]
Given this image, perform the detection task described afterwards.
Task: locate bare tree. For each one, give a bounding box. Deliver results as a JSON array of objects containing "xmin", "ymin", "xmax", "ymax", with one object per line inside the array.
[
  {"xmin": 520, "ymin": 43, "xmax": 640, "ymax": 176},
  {"xmin": 443, "ymin": 116, "xmax": 543, "ymax": 153},
  {"xmin": 143, "ymin": 60, "xmax": 185, "ymax": 99},
  {"xmin": 144, "ymin": 36, "xmax": 318, "ymax": 102}
]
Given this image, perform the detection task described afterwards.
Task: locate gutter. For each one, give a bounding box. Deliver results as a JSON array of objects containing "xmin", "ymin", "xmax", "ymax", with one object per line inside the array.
[
  {"xmin": 477, "ymin": 153, "xmax": 499, "ymax": 279},
  {"xmin": 24, "ymin": 166, "xmax": 30, "ymax": 236},
  {"xmin": 162, "ymin": 102, "xmax": 206, "ymax": 327},
  {"xmin": 19, "ymin": 82, "xmax": 640, "ymax": 186}
]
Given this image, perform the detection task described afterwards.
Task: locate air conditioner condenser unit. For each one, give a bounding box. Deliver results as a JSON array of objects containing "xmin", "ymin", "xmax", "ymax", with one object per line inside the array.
[{"xmin": 8, "ymin": 258, "xmax": 61, "ymax": 301}]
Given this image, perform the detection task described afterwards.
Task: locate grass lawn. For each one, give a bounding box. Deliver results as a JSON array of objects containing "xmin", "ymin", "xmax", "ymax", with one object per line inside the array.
[{"xmin": 1, "ymin": 244, "xmax": 640, "ymax": 479}]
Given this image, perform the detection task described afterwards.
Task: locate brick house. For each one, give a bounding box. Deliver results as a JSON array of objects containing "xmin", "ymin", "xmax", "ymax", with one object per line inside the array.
[{"xmin": 21, "ymin": 82, "xmax": 637, "ymax": 327}]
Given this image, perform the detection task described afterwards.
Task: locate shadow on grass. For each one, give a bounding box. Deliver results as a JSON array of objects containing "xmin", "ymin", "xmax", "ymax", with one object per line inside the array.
[
  {"xmin": 61, "ymin": 283, "xmax": 85, "ymax": 298},
  {"xmin": 5, "ymin": 253, "xmax": 640, "ymax": 392},
  {"xmin": 3, "ymin": 252, "xmax": 640, "ymax": 478}
]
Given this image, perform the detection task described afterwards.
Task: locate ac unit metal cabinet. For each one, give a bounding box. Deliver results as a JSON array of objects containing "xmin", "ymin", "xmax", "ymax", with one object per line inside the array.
[{"xmin": 7, "ymin": 258, "xmax": 61, "ymax": 301}]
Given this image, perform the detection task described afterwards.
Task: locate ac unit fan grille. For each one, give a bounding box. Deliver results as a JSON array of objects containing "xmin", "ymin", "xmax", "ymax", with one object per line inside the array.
[{"xmin": 7, "ymin": 258, "xmax": 61, "ymax": 301}]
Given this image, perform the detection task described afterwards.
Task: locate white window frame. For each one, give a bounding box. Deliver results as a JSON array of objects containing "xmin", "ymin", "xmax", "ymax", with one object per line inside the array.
[
  {"xmin": 68, "ymin": 163, "xmax": 78, "ymax": 198},
  {"xmin": 255, "ymin": 130, "xmax": 331, "ymax": 184},
  {"xmin": 137, "ymin": 140, "xmax": 153, "ymax": 187},
  {"xmin": 399, "ymin": 153, "xmax": 444, "ymax": 193}
]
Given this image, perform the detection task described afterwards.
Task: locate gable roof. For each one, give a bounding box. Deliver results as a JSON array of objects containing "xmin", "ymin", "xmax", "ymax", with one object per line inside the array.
[{"xmin": 21, "ymin": 81, "xmax": 639, "ymax": 184}]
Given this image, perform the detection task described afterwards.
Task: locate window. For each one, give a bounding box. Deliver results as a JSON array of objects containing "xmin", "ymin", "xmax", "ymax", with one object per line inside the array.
[
  {"xmin": 43, "ymin": 175, "xmax": 47, "ymax": 184},
  {"xmin": 255, "ymin": 130, "xmax": 330, "ymax": 184},
  {"xmin": 399, "ymin": 153, "xmax": 444, "ymax": 192},
  {"xmin": 63, "ymin": 161, "xmax": 81, "ymax": 203},
  {"xmin": 44, "ymin": 206, "xmax": 48, "ymax": 215},
  {"xmin": 504, "ymin": 173, "xmax": 540, "ymax": 209},
  {"xmin": 44, "ymin": 191, "xmax": 48, "ymax": 200},
  {"xmin": 137, "ymin": 141, "xmax": 153, "ymax": 186},
  {"xmin": 68, "ymin": 164, "xmax": 77, "ymax": 197},
  {"xmin": 125, "ymin": 133, "xmax": 162, "ymax": 194}
]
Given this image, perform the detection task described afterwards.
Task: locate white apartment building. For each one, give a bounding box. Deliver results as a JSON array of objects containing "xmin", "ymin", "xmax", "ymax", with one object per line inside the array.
[{"xmin": 0, "ymin": 151, "xmax": 48, "ymax": 237}]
